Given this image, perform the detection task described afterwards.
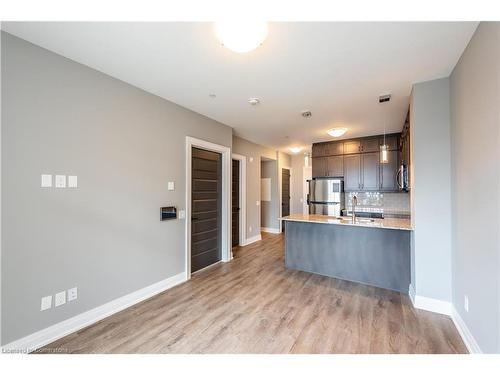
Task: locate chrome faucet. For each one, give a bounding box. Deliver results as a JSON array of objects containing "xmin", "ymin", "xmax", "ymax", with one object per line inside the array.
[{"xmin": 352, "ymin": 195, "xmax": 358, "ymax": 222}]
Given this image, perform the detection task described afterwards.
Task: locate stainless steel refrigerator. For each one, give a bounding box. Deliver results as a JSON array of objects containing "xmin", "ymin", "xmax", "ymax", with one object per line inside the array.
[{"xmin": 308, "ymin": 178, "xmax": 345, "ymax": 217}]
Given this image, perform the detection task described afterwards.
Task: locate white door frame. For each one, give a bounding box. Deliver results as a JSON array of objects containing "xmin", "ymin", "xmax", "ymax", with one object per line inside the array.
[
  {"xmin": 231, "ymin": 153, "xmax": 247, "ymax": 248},
  {"xmin": 279, "ymin": 167, "xmax": 292, "ymax": 233},
  {"xmin": 185, "ymin": 136, "xmax": 231, "ymax": 280}
]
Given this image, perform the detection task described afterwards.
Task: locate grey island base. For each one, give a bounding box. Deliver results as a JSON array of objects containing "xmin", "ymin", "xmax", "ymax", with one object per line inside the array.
[{"xmin": 281, "ymin": 215, "xmax": 412, "ymax": 293}]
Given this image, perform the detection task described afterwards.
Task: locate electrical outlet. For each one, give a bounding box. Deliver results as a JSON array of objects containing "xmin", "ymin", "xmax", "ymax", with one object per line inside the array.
[
  {"xmin": 55, "ymin": 291, "xmax": 66, "ymax": 307},
  {"xmin": 178, "ymin": 210, "xmax": 185, "ymax": 219},
  {"xmin": 68, "ymin": 175, "xmax": 78, "ymax": 188},
  {"xmin": 464, "ymin": 295, "xmax": 469, "ymax": 312},
  {"xmin": 41, "ymin": 295, "xmax": 52, "ymax": 311},
  {"xmin": 68, "ymin": 287, "xmax": 78, "ymax": 302},
  {"xmin": 55, "ymin": 175, "xmax": 66, "ymax": 188}
]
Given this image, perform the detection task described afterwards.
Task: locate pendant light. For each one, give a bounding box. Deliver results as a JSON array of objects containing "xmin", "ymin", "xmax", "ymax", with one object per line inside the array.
[{"xmin": 379, "ymin": 94, "xmax": 391, "ymax": 164}]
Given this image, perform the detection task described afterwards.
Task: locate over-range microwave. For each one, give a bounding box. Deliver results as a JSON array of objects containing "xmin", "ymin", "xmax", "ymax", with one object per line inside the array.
[{"xmin": 397, "ymin": 164, "xmax": 409, "ymax": 191}]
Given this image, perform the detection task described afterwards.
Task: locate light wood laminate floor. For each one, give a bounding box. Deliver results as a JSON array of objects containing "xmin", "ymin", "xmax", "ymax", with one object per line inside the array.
[{"xmin": 39, "ymin": 233, "xmax": 467, "ymax": 354}]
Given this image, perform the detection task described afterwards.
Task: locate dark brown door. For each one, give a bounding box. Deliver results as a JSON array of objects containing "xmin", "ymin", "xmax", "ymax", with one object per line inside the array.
[
  {"xmin": 191, "ymin": 147, "xmax": 222, "ymax": 273},
  {"xmin": 232, "ymin": 159, "xmax": 240, "ymax": 247},
  {"xmin": 281, "ymin": 169, "xmax": 290, "ymax": 218}
]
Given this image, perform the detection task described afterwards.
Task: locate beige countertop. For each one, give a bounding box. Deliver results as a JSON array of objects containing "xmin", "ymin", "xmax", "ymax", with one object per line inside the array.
[{"xmin": 280, "ymin": 214, "xmax": 413, "ymax": 231}]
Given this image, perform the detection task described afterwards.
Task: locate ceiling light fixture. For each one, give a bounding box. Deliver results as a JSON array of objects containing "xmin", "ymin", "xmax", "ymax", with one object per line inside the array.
[
  {"xmin": 379, "ymin": 93, "xmax": 391, "ymax": 164},
  {"xmin": 289, "ymin": 147, "xmax": 303, "ymax": 154},
  {"xmin": 327, "ymin": 128, "xmax": 348, "ymax": 137},
  {"xmin": 248, "ymin": 97, "xmax": 260, "ymax": 106},
  {"xmin": 214, "ymin": 22, "xmax": 268, "ymax": 53}
]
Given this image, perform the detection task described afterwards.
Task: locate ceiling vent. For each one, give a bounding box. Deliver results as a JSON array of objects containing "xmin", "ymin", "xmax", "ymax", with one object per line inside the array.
[
  {"xmin": 379, "ymin": 94, "xmax": 391, "ymax": 103},
  {"xmin": 301, "ymin": 110, "xmax": 312, "ymax": 118}
]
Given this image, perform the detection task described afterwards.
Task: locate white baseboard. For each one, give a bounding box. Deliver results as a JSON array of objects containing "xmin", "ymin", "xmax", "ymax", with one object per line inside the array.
[
  {"xmin": 409, "ymin": 290, "xmax": 452, "ymax": 316},
  {"xmin": 408, "ymin": 284, "xmax": 416, "ymax": 305},
  {"xmin": 451, "ymin": 306, "xmax": 482, "ymax": 354},
  {"xmin": 261, "ymin": 227, "xmax": 280, "ymax": 234},
  {"xmin": 1, "ymin": 272, "xmax": 186, "ymax": 354},
  {"xmin": 241, "ymin": 234, "xmax": 261, "ymax": 246}
]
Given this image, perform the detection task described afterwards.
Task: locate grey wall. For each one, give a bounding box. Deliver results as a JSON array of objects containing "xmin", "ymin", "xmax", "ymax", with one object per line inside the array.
[
  {"xmin": 1, "ymin": 32, "xmax": 233, "ymax": 345},
  {"xmin": 450, "ymin": 22, "xmax": 500, "ymax": 353},
  {"xmin": 410, "ymin": 77, "xmax": 452, "ymax": 302},
  {"xmin": 232, "ymin": 136, "xmax": 276, "ymax": 239},
  {"xmin": 260, "ymin": 160, "xmax": 278, "ymax": 229}
]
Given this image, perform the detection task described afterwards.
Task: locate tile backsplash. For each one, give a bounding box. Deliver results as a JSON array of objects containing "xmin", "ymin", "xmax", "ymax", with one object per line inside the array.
[{"xmin": 345, "ymin": 192, "xmax": 410, "ymax": 216}]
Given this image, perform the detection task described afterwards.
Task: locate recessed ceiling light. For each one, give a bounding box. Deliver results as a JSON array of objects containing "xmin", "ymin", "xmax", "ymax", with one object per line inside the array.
[
  {"xmin": 289, "ymin": 147, "xmax": 303, "ymax": 154},
  {"xmin": 327, "ymin": 128, "xmax": 348, "ymax": 137},
  {"xmin": 214, "ymin": 22, "xmax": 268, "ymax": 53},
  {"xmin": 248, "ymin": 97, "xmax": 260, "ymax": 106}
]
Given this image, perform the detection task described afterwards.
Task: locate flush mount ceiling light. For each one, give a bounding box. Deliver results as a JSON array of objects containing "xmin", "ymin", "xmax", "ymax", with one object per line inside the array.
[
  {"xmin": 214, "ymin": 22, "xmax": 268, "ymax": 53},
  {"xmin": 248, "ymin": 97, "xmax": 260, "ymax": 106},
  {"xmin": 327, "ymin": 128, "xmax": 348, "ymax": 137},
  {"xmin": 289, "ymin": 147, "xmax": 303, "ymax": 154}
]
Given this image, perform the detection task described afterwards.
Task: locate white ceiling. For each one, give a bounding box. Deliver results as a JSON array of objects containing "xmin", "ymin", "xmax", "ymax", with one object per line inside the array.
[{"xmin": 3, "ymin": 22, "xmax": 478, "ymax": 153}]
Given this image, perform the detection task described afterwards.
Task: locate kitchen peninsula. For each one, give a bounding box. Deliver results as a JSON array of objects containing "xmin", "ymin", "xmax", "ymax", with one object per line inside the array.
[{"xmin": 280, "ymin": 214, "xmax": 412, "ymax": 293}]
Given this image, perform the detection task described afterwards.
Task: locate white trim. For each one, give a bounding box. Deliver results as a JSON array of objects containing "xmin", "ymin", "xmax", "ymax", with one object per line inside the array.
[
  {"xmin": 408, "ymin": 284, "xmax": 416, "ymax": 305},
  {"xmin": 186, "ymin": 137, "xmax": 231, "ymax": 280},
  {"xmin": 240, "ymin": 234, "xmax": 262, "ymax": 246},
  {"xmin": 232, "ymin": 153, "xmax": 246, "ymax": 247},
  {"xmin": 1, "ymin": 272, "xmax": 186, "ymax": 354},
  {"xmin": 261, "ymin": 227, "xmax": 280, "ymax": 234},
  {"xmin": 411, "ymin": 294, "xmax": 452, "ymax": 316},
  {"xmin": 279, "ymin": 166, "xmax": 292, "ymax": 233},
  {"xmin": 451, "ymin": 306, "xmax": 482, "ymax": 354}
]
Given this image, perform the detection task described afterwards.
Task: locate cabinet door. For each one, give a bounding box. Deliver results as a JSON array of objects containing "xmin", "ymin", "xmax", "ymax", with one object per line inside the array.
[
  {"xmin": 381, "ymin": 135, "xmax": 400, "ymax": 151},
  {"xmin": 325, "ymin": 141, "xmax": 344, "ymax": 156},
  {"xmin": 343, "ymin": 140, "xmax": 361, "ymax": 154},
  {"xmin": 361, "ymin": 138, "xmax": 380, "ymax": 153},
  {"xmin": 380, "ymin": 150, "xmax": 399, "ymax": 191},
  {"xmin": 326, "ymin": 156, "xmax": 343, "ymax": 177},
  {"xmin": 312, "ymin": 157, "xmax": 327, "ymax": 178},
  {"xmin": 343, "ymin": 154, "xmax": 361, "ymax": 191},
  {"xmin": 361, "ymin": 152, "xmax": 379, "ymax": 190},
  {"xmin": 312, "ymin": 143, "xmax": 326, "ymax": 157}
]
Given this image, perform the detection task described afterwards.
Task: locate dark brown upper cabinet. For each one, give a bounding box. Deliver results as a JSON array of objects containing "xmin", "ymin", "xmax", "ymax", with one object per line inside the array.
[
  {"xmin": 312, "ymin": 155, "xmax": 344, "ymax": 178},
  {"xmin": 343, "ymin": 154, "xmax": 361, "ymax": 191},
  {"xmin": 380, "ymin": 150, "xmax": 399, "ymax": 191},
  {"xmin": 343, "ymin": 140, "xmax": 361, "ymax": 154},
  {"xmin": 325, "ymin": 141, "xmax": 344, "ymax": 156},
  {"xmin": 360, "ymin": 138, "xmax": 380, "ymax": 153},
  {"xmin": 326, "ymin": 155, "xmax": 343, "ymax": 177},
  {"xmin": 361, "ymin": 152, "xmax": 380, "ymax": 190},
  {"xmin": 312, "ymin": 156, "xmax": 327, "ymax": 177},
  {"xmin": 311, "ymin": 133, "xmax": 402, "ymax": 192}
]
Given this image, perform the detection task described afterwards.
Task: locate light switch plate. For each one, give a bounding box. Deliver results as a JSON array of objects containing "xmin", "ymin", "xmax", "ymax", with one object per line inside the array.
[
  {"xmin": 41, "ymin": 174, "xmax": 52, "ymax": 188},
  {"xmin": 168, "ymin": 181, "xmax": 175, "ymax": 191},
  {"xmin": 55, "ymin": 291, "xmax": 66, "ymax": 307},
  {"xmin": 178, "ymin": 210, "xmax": 185, "ymax": 219},
  {"xmin": 67, "ymin": 287, "xmax": 78, "ymax": 302},
  {"xmin": 249, "ymin": 157, "xmax": 254, "ymax": 162},
  {"xmin": 41, "ymin": 295, "xmax": 52, "ymax": 311},
  {"xmin": 68, "ymin": 175, "xmax": 78, "ymax": 188},
  {"xmin": 55, "ymin": 175, "xmax": 66, "ymax": 188},
  {"xmin": 256, "ymin": 201, "xmax": 260, "ymax": 206}
]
